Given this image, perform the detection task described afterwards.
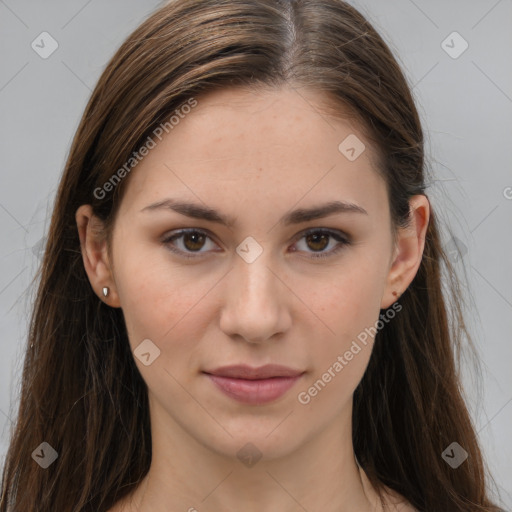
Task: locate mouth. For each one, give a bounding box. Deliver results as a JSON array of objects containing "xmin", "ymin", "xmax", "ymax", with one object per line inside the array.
[{"xmin": 202, "ymin": 364, "xmax": 305, "ymax": 405}]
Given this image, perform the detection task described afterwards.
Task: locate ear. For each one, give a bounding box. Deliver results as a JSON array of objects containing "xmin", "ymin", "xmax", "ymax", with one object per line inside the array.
[
  {"xmin": 75, "ymin": 204, "xmax": 121, "ymax": 307},
  {"xmin": 381, "ymin": 195, "xmax": 430, "ymax": 309}
]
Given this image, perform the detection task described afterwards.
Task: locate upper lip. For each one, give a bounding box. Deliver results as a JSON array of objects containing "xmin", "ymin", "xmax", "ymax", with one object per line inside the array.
[{"xmin": 203, "ymin": 364, "xmax": 304, "ymax": 380}]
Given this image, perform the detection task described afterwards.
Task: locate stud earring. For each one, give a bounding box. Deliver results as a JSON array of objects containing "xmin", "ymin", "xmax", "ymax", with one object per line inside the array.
[{"xmin": 102, "ymin": 287, "xmax": 110, "ymax": 298}]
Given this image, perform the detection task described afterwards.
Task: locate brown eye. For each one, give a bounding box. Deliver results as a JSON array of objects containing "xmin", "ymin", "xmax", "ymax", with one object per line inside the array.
[
  {"xmin": 305, "ymin": 232, "xmax": 330, "ymax": 252},
  {"xmin": 293, "ymin": 229, "xmax": 350, "ymax": 259},
  {"xmin": 162, "ymin": 229, "xmax": 218, "ymax": 259},
  {"xmin": 182, "ymin": 231, "xmax": 207, "ymax": 251}
]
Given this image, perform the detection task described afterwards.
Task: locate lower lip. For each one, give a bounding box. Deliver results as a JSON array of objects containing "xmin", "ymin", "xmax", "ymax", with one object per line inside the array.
[{"xmin": 205, "ymin": 373, "xmax": 303, "ymax": 404}]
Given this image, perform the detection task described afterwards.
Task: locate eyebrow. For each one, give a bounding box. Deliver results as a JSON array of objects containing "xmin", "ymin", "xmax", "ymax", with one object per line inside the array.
[{"xmin": 141, "ymin": 198, "xmax": 368, "ymax": 227}]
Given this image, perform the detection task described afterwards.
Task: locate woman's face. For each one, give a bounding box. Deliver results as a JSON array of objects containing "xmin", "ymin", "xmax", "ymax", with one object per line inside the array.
[{"xmin": 108, "ymin": 86, "xmax": 400, "ymax": 459}]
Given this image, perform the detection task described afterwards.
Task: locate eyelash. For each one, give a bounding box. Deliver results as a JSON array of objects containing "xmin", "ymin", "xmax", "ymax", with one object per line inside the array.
[{"xmin": 161, "ymin": 228, "xmax": 351, "ymax": 260}]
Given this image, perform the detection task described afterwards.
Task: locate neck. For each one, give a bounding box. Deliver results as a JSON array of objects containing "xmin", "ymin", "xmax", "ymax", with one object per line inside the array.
[{"xmin": 118, "ymin": 400, "xmax": 383, "ymax": 512}]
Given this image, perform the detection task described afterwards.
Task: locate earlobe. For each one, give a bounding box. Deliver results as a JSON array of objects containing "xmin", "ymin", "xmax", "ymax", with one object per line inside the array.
[
  {"xmin": 75, "ymin": 205, "xmax": 121, "ymax": 307},
  {"xmin": 381, "ymin": 195, "xmax": 430, "ymax": 309}
]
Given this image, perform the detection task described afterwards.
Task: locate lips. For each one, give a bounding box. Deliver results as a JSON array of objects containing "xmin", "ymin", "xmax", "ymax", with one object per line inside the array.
[
  {"xmin": 204, "ymin": 364, "xmax": 304, "ymax": 379},
  {"xmin": 203, "ymin": 364, "xmax": 305, "ymax": 404}
]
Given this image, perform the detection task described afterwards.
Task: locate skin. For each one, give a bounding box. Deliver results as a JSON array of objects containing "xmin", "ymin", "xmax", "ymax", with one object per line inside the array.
[{"xmin": 76, "ymin": 86, "xmax": 428, "ymax": 512}]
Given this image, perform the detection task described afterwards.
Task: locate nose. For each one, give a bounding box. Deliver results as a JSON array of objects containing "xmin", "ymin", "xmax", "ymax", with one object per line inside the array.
[{"xmin": 218, "ymin": 250, "xmax": 292, "ymax": 344}]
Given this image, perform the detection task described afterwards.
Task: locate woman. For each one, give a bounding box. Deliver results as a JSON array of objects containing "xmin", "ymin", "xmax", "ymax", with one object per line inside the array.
[{"xmin": 0, "ymin": 1, "xmax": 502, "ymax": 511}]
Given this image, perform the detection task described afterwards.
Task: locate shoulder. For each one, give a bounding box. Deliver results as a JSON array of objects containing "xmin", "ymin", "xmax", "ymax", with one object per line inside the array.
[
  {"xmin": 382, "ymin": 485, "xmax": 418, "ymax": 512},
  {"xmin": 359, "ymin": 465, "xmax": 417, "ymax": 512},
  {"xmin": 105, "ymin": 501, "xmax": 127, "ymax": 512}
]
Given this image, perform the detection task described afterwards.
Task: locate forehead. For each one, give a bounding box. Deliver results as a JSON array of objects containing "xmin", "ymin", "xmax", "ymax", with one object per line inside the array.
[
  {"xmin": 119, "ymin": 86, "xmax": 387, "ymax": 218},
  {"xmin": 169, "ymin": 86, "xmax": 371, "ymax": 161}
]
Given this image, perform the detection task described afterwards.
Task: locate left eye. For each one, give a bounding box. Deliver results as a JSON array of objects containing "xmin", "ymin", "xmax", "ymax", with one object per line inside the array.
[
  {"xmin": 162, "ymin": 228, "xmax": 350, "ymax": 260},
  {"xmin": 292, "ymin": 228, "xmax": 350, "ymax": 259}
]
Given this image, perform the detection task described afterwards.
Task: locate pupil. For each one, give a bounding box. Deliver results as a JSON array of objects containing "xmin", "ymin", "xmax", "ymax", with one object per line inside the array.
[
  {"xmin": 307, "ymin": 233, "xmax": 328, "ymax": 251},
  {"xmin": 184, "ymin": 232, "xmax": 205, "ymax": 251}
]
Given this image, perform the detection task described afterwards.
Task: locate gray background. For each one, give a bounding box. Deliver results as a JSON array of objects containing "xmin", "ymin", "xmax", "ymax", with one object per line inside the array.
[{"xmin": 0, "ymin": 0, "xmax": 511, "ymax": 508}]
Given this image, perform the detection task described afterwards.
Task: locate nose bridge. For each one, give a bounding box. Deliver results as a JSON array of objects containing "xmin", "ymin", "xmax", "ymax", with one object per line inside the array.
[
  {"xmin": 234, "ymin": 245, "xmax": 281, "ymax": 311},
  {"xmin": 219, "ymin": 244, "xmax": 291, "ymax": 342}
]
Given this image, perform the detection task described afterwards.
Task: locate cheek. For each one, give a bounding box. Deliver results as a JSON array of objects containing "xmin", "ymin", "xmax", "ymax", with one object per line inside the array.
[
  {"xmin": 299, "ymin": 252, "xmax": 389, "ymax": 391},
  {"xmin": 312, "ymin": 262, "xmax": 386, "ymax": 338},
  {"xmin": 295, "ymin": 270, "xmax": 383, "ymax": 413},
  {"xmin": 113, "ymin": 242, "xmax": 215, "ymax": 351}
]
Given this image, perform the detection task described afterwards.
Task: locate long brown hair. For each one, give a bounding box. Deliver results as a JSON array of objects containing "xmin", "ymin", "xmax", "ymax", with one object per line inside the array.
[{"xmin": 0, "ymin": 1, "xmax": 502, "ymax": 510}]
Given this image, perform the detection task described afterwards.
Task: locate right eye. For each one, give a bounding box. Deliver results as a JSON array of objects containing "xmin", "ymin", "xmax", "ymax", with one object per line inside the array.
[{"xmin": 162, "ymin": 228, "xmax": 220, "ymax": 259}]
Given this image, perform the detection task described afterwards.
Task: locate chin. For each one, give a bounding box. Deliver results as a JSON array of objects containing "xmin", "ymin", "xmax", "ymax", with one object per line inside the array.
[{"xmin": 193, "ymin": 419, "xmax": 301, "ymax": 462}]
